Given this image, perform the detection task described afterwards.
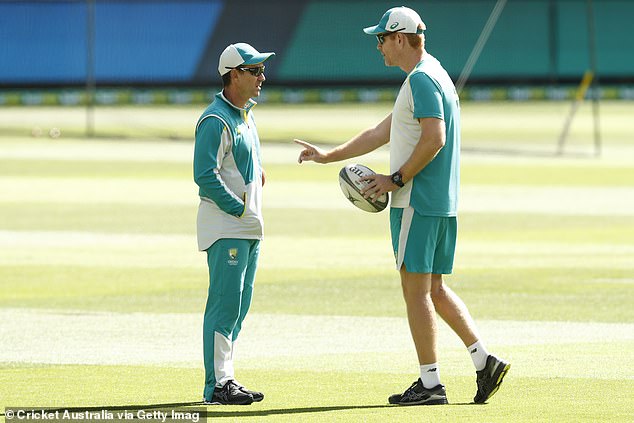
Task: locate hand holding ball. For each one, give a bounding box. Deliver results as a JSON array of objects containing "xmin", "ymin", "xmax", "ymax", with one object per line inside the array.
[{"xmin": 338, "ymin": 164, "xmax": 389, "ymax": 213}]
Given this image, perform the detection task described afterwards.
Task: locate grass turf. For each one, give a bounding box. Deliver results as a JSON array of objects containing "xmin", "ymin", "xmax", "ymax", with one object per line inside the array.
[
  {"xmin": 1, "ymin": 102, "xmax": 633, "ymax": 422},
  {"xmin": 1, "ymin": 365, "xmax": 633, "ymax": 422},
  {"xmin": 1, "ymin": 264, "xmax": 632, "ymax": 322},
  {"xmin": 1, "ymin": 101, "xmax": 633, "ymax": 148}
]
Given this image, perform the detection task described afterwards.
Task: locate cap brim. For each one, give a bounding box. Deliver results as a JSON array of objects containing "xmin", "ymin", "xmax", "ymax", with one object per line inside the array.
[
  {"xmin": 243, "ymin": 52, "xmax": 275, "ymax": 66},
  {"xmin": 363, "ymin": 25, "xmax": 384, "ymax": 35}
]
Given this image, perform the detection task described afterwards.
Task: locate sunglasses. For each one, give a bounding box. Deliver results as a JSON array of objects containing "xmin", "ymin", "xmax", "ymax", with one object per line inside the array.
[
  {"xmin": 237, "ymin": 66, "xmax": 266, "ymax": 77},
  {"xmin": 376, "ymin": 29, "xmax": 405, "ymax": 44}
]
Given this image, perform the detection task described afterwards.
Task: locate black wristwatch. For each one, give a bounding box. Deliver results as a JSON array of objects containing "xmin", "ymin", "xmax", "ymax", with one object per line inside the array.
[{"xmin": 390, "ymin": 170, "xmax": 405, "ymax": 188}]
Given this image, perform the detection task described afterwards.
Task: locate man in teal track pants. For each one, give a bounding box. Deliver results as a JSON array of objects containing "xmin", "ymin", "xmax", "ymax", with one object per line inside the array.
[{"xmin": 193, "ymin": 42, "xmax": 274, "ymax": 406}]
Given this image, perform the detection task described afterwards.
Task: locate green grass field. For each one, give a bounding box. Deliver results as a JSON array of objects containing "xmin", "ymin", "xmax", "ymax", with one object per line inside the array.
[{"xmin": 1, "ymin": 102, "xmax": 633, "ymax": 422}]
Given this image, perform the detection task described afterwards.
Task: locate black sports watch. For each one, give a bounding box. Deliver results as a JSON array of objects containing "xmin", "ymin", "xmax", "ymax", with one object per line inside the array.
[{"xmin": 391, "ymin": 170, "xmax": 405, "ymax": 188}]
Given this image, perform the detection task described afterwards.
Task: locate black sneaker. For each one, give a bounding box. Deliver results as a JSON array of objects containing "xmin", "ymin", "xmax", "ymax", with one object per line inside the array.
[
  {"xmin": 388, "ymin": 379, "xmax": 448, "ymax": 406},
  {"xmin": 474, "ymin": 355, "xmax": 511, "ymax": 404},
  {"xmin": 234, "ymin": 380, "xmax": 264, "ymax": 402},
  {"xmin": 205, "ymin": 380, "xmax": 254, "ymax": 405}
]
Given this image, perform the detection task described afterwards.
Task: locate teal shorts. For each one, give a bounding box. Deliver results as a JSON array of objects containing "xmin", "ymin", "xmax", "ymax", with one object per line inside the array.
[{"xmin": 390, "ymin": 207, "xmax": 457, "ymax": 274}]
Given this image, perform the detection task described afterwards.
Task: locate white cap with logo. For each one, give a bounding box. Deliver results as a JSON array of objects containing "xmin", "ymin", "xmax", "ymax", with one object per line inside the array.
[
  {"xmin": 218, "ymin": 43, "xmax": 275, "ymax": 76},
  {"xmin": 363, "ymin": 6, "xmax": 426, "ymax": 35}
]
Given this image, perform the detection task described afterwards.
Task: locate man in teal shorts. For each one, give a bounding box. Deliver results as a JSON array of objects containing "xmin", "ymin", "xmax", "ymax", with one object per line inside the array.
[
  {"xmin": 295, "ymin": 6, "xmax": 509, "ymax": 406},
  {"xmin": 194, "ymin": 42, "xmax": 274, "ymax": 405}
]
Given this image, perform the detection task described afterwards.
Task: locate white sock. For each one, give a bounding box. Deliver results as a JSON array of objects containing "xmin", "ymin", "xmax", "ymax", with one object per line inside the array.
[
  {"xmin": 468, "ymin": 340, "xmax": 489, "ymax": 371},
  {"xmin": 419, "ymin": 363, "xmax": 441, "ymax": 389}
]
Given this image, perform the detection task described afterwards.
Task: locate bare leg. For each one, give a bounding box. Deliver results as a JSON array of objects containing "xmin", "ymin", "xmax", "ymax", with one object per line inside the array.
[
  {"xmin": 430, "ymin": 274, "xmax": 479, "ymax": 347},
  {"xmin": 400, "ymin": 266, "xmax": 437, "ymax": 365}
]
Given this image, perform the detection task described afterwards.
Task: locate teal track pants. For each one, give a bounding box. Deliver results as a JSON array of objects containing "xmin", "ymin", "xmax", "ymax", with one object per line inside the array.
[{"xmin": 203, "ymin": 238, "xmax": 260, "ymax": 401}]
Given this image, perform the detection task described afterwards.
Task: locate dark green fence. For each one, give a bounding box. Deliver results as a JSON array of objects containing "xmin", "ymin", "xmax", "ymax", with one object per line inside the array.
[{"xmin": 275, "ymin": 0, "xmax": 633, "ymax": 84}]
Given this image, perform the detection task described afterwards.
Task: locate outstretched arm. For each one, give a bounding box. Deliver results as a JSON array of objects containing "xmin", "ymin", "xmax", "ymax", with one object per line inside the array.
[{"xmin": 295, "ymin": 113, "xmax": 392, "ymax": 164}]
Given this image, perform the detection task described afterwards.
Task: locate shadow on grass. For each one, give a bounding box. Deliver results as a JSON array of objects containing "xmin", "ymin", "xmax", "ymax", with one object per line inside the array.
[
  {"xmin": 0, "ymin": 401, "xmax": 475, "ymax": 418},
  {"xmin": 205, "ymin": 404, "xmax": 393, "ymax": 418}
]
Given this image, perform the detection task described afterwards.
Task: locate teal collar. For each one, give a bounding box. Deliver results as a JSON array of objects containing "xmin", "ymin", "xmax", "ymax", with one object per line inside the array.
[{"xmin": 217, "ymin": 91, "xmax": 256, "ymax": 113}]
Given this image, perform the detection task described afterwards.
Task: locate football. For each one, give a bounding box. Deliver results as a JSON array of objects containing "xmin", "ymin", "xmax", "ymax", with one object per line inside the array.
[{"xmin": 338, "ymin": 164, "xmax": 389, "ymax": 213}]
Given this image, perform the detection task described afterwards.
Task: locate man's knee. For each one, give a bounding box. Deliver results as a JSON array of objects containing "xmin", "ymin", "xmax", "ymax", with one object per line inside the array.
[{"xmin": 430, "ymin": 275, "xmax": 447, "ymax": 304}]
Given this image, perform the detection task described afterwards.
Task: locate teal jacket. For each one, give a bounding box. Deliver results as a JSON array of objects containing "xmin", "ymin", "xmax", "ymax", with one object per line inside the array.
[{"xmin": 193, "ymin": 92, "xmax": 264, "ymax": 251}]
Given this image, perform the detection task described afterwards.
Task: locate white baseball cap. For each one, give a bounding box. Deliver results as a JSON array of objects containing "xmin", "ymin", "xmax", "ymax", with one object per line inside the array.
[
  {"xmin": 218, "ymin": 43, "xmax": 275, "ymax": 76},
  {"xmin": 363, "ymin": 6, "xmax": 426, "ymax": 35}
]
